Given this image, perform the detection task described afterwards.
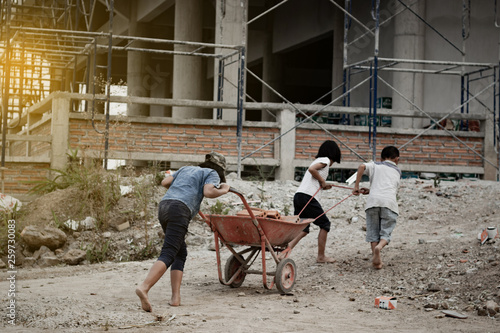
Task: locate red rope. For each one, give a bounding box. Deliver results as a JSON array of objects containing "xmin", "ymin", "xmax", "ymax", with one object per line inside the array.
[
  {"xmin": 297, "ymin": 187, "xmax": 321, "ymax": 217},
  {"xmin": 313, "ymin": 193, "xmax": 353, "ymax": 222},
  {"xmin": 297, "ymin": 183, "xmax": 354, "ymax": 221}
]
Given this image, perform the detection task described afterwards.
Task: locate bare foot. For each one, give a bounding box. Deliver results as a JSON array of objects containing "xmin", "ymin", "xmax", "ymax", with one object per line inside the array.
[
  {"xmin": 316, "ymin": 255, "xmax": 336, "ymax": 263},
  {"xmin": 135, "ymin": 287, "xmax": 152, "ymax": 312},
  {"xmin": 372, "ymin": 247, "xmax": 383, "ymax": 269},
  {"xmin": 169, "ymin": 294, "xmax": 181, "ymax": 307}
]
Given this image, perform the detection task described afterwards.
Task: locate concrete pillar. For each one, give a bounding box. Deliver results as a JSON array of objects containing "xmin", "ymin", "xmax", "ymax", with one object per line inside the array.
[
  {"xmin": 127, "ymin": 0, "xmax": 150, "ymax": 116},
  {"xmin": 51, "ymin": 96, "xmax": 70, "ymax": 170},
  {"xmin": 483, "ymin": 116, "xmax": 498, "ymax": 180},
  {"xmin": 391, "ymin": 0, "xmax": 425, "ymax": 129},
  {"xmin": 275, "ymin": 109, "xmax": 296, "ymax": 181},
  {"xmin": 214, "ymin": 0, "xmax": 248, "ymax": 121},
  {"xmin": 150, "ymin": 62, "xmax": 171, "ymax": 117},
  {"xmin": 172, "ymin": 0, "xmax": 208, "ymax": 119},
  {"xmin": 261, "ymin": 5, "xmax": 282, "ymax": 122}
]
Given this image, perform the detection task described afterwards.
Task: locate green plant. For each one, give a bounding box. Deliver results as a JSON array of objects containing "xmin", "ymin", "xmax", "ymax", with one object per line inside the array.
[
  {"xmin": 253, "ymin": 161, "xmax": 277, "ymax": 203},
  {"xmin": 210, "ymin": 200, "xmax": 230, "ymax": 215},
  {"xmin": 26, "ymin": 152, "xmax": 121, "ymax": 230},
  {"xmin": 84, "ymin": 240, "xmax": 110, "ymax": 263},
  {"xmin": 129, "ymin": 240, "xmax": 158, "ymax": 261},
  {"xmin": 433, "ymin": 176, "xmax": 441, "ymax": 188},
  {"xmin": 51, "ymin": 210, "xmax": 69, "ymax": 231},
  {"xmin": 283, "ymin": 205, "xmax": 290, "ymax": 216}
]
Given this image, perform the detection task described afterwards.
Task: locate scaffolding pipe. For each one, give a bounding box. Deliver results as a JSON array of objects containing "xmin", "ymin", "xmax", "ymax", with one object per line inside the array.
[
  {"xmin": 379, "ymin": 76, "xmax": 499, "ymax": 171},
  {"xmin": 342, "ymin": 0, "xmax": 350, "ymax": 108},
  {"xmin": 329, "ymin": 0, "xmax": 375, "ymax": 37},
  {"xmin": 103, "ymin": 0, "xmax": 114, "ymax": 169},
  {"xmin": 1, "ymin": 0, "xmax": 11, "ymax": 169},
  {"xmin": 236, "ymin": 47, "xmax": 246, "ymax": 178},
  {"xmin": 399, "ymin": 80, "xmax": 497, "ymax": 153},
  {"xmin": 216, "ymin": 58, "xmax": 225, "ymax": 119},
  {"xmin": 244, "ymin": 68, "xmax": 369, "ymax": 162},
  {"xmin": 370, "ymin": 0, "xmax": 380, "ymax": 161},
  {"xmin": 246, "ymin": 0, "xmax": 288, "ymax": 25}
]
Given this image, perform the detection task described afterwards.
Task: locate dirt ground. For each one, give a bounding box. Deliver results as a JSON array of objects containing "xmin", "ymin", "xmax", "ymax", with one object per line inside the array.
[{"xmin": 1, "ymin": 176, "xmax": 500, "ymax": 332}]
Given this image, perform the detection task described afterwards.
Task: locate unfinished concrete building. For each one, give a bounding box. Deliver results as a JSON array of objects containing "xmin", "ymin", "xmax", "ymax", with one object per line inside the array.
[{"xmin": 1, "ymin": 0, "xmax": 499, "ymax": 200}]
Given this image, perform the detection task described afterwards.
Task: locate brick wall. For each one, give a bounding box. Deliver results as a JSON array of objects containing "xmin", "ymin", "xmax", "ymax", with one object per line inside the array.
[
  {"xmin": 68, "ymin": 117, "xmax": 279, "ymax": 161},
  {"xmin": 3, "ymin": 107, "xmax": 491, "ymax": 201},
  {"xmin": 1, "ymin": 162, "xmax": 50, "ymax": 197},
  {"xmin": 295, "ymin": 128, "xmax": 484, "ymax": 167}
]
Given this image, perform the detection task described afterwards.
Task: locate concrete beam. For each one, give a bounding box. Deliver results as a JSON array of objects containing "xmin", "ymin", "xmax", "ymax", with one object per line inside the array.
[{"xmin": 137, "ymin": 0, "xmax": 174, "ymax": 22}]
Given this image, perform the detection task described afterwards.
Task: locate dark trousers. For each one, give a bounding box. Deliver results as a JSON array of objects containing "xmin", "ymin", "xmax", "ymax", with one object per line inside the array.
[{"xmin": 157, "ymin": 200, "xmax": 190, "ymax": 271}]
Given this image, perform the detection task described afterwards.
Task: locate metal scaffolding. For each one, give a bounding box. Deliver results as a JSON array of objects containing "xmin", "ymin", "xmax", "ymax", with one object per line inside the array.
[
  {"xmin": 339, "ymin": 0, "xmax": 500, "ymax": 178},
  {"xmin": 240, "ymin": 0, "xmax": 500, "ymax": 180},
  {"xmin": 0, "ymin": 0, "xmax": 245, "ymax": 170},
  {"xmin": 1, "ymin": 0, "xmax": 499, "ymax": 180}
]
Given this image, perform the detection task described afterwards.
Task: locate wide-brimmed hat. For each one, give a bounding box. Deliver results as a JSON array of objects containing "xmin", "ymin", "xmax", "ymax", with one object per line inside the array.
[
  {"xmin": 199, "ymin": 152, "xmax": 226, "ymax": 183},
  {"xmin": 205, "ymin": 152, "xmax": 226, "ymax": 171}
]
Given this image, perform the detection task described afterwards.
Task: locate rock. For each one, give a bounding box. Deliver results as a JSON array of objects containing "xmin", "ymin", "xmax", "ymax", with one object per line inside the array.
[
  {"xmin": 20, "ymin": 225, "xmax": 67, "ymax": 251},
  {"xmin": 38, "ymin": 256, "xmax": 61, "ymax": 267},
  {"xmin": 427, "ymin": 283, "xmax": 441, "ymax": 292},
  {"xmin": 62, "ymin": 249, "xmax": 87, "ymax": 265},
  {"xmin": 22, "ymin": 248, "xmax": 33, "ymax": 257},
  {"xmin": 14, "ymin": 250, "xmax": 25, "ymax": 266},
  {"xmin": 466, "ymin": 268, "xmax": 478, "ymax": 274},
  {"xmin": 33, "ymin": 245, "xmax": 53, "ymax": 260},
  {"xmin": 40, "ymin": 250, "xmax": 56, "ymax": 259},
  {"xmin": 186, "ymin": 235, "xmax": 205, "ymax": 246},
  {"xmin": 115, "ymin": 221, "xmax": 130, "ymax": 231},
  {"xmin": 486, "ymin": 300, "xmax": 499, "ymax": 316},
  {"xmin": 477, "ymin": 307, "xmax": 489, "ymax": 316},
  {"xmin": 23, "ymin": 257, "xmax": 36, "ymax": 266}
]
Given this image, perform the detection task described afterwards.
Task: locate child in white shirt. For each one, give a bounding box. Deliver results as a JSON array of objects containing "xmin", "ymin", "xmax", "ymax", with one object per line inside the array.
[{"xmin": 352, "ymin": 146, "xmax": 401, "ymax": 269}]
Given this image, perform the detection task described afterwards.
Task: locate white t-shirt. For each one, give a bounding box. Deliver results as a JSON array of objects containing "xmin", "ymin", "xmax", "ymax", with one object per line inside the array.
[
  {"xmin": 296, "ymin": 157, "xmax": 330, "ymax": 200},
  {"xmin": 363, "ymin": 160, "xmax": 401, "ymax": 214}
]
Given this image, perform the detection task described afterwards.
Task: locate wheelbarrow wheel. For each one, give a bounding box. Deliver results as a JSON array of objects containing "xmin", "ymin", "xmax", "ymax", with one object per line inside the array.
[
  {"xmin": 224, "ymin": 254, "xmax": 246, "ymax": 288},
  {"xmin": 275, "ymin": 258, "xmax": 296, "ymax": 294}
]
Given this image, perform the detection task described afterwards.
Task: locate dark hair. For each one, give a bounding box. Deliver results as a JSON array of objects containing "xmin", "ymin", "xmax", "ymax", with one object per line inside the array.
[
  {"xmin": 315, "ymin": 140, "xmax": 341, "ymax": 163},
  {"xmin": 199, "ymin": 161, "xmax": 226, "ymax": 183},
  {"xmin": 381, "ymin": 146, "xmax": 399, "ymax": 160}
]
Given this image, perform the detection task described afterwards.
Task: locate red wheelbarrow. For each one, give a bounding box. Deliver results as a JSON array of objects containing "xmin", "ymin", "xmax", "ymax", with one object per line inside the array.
[{"xmin": 198, "ymin": 187, "xmax": 313, "ymax": 294}]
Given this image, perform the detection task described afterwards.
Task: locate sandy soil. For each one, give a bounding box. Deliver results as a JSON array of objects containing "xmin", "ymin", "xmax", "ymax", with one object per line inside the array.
[{"xmin": 1, "ymin": 177, "xmax": 500, "ymax": 332}]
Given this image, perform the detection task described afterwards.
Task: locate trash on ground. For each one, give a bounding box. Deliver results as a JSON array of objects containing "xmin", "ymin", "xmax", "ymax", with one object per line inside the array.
[
  {"xmin": 441, "ymin": 310, "xmax": 467, "ymax": 319},
  {"xmin": 375, "ymin": 296, "xmax": 397, "ymax": 310}
]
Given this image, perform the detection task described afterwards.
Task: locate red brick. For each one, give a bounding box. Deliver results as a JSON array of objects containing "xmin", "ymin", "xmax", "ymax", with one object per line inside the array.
[
  {"xmin": 170, "ymin": 142, "xmax": 186, "ymax": 147},
  {"xmin": 143, "ymin": 147, "xmax": 161, "ymax": 153}
]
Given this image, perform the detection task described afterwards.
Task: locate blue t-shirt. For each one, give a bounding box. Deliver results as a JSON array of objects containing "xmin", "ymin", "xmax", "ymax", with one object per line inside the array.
[{"xmin": 161, "ymin": 166, "xmax": 221, "ymax": 219}]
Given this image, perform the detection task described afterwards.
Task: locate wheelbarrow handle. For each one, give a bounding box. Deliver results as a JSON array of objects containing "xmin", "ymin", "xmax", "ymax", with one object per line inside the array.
[{"xmin": 229, "ymin": 187, "xmax": 242, "ymax": 195}]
